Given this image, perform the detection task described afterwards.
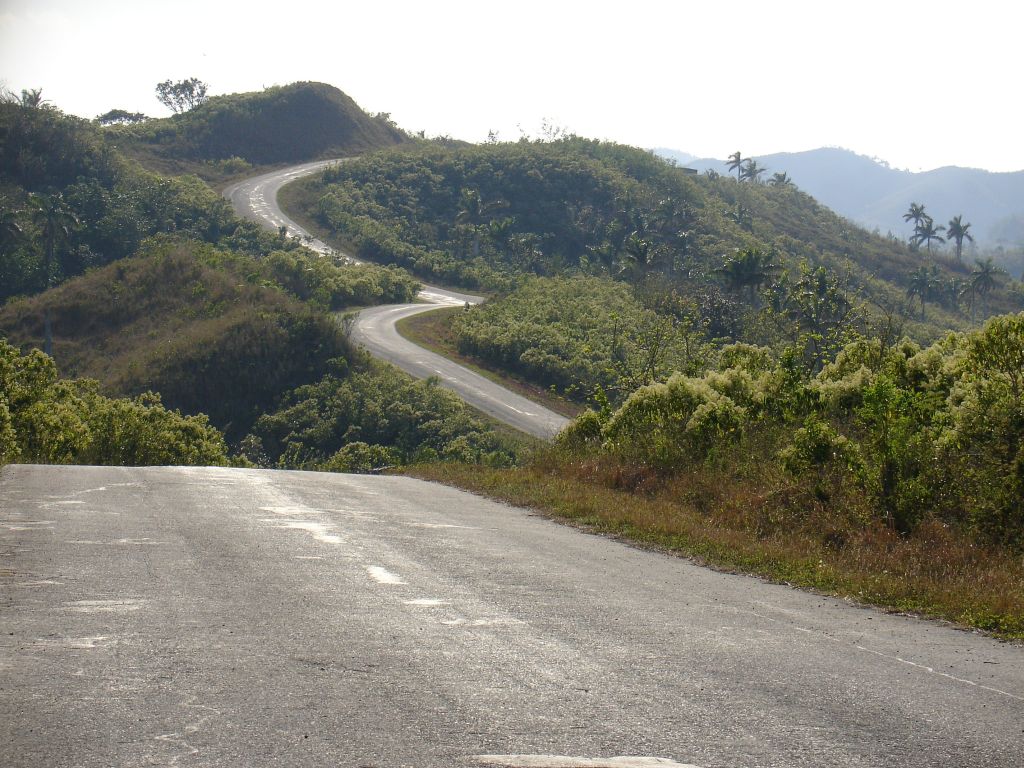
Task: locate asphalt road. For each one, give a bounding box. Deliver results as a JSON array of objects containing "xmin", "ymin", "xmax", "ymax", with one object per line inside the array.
[
  {"xmin": 352, "ymin": 303, "xmax": 569, "ymax": 440},
  {"xmin": 2, "ymin": 464, "xmax": 1023, "ymax": 767},
  {"xmin": 223, "ymin": 161, "xmax": 568, "ymax": 440}
]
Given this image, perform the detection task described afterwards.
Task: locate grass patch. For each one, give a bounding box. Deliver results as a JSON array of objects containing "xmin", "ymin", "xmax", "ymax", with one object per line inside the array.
[
  {"xmin": 407, "ymin": 456, "xmax": 1024, "ymax": 641},
  {"xmin": 396, "ymin": 307, "xmax": 582, "ymax": 419}
]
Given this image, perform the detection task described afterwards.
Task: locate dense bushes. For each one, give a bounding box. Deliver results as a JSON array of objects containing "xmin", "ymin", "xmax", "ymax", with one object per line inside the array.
[
  {"xmin": 450, "ymin": 276, "xmax": 710, "ymax": 399},
  {"xmin": 559, "ymin": 313, "xmax": 1024, "ymax": 546},
  {"xmin": 0, "ymin": 339, "xmax": 227, "ymax": 466},
  {"xmin": 243, "ymin": 357, "xmax": 520, "ymax": 471}
]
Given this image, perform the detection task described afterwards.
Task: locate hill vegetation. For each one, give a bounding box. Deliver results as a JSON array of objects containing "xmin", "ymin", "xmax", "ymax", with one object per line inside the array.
[
  {"xmin": 112, "ymin": 82, "xmax": 407, "ymax": 175},
  {"xmin": 290, "ymin": 138, "xmax": 1023, "ymax": 341},
  {"xmin": 0, "ymin": 96, "xmax": 307, "ymax": 301}
]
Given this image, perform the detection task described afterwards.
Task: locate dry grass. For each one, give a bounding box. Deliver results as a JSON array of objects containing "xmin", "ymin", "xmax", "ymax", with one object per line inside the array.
[{"xmin": 408, "ymin": 455, "xmax": 1024, "ymax": 640}]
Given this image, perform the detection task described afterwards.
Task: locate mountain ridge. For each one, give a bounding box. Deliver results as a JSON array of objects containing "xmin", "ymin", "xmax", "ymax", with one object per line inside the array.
[{"xmin": 654, "ymin": 146, "xmax": 1024, "ymax": 252}]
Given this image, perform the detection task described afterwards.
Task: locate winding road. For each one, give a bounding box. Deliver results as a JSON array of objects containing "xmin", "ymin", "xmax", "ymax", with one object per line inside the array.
[{"xmin": 223, "ymin": 162, "xmax": 569, "ymax": 440}]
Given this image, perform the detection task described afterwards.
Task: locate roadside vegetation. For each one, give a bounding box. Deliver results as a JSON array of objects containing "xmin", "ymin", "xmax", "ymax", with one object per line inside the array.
[
  {"xmin": 414, "ymin": 313, "xmax": 1024, "ymax": 638},
  {"xmin": 0, "ymin": 338, "xmax": 227, "ymax": 467}
]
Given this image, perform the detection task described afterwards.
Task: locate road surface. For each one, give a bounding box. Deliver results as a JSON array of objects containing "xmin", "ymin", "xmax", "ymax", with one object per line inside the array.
[
  {"xmin": 352, "ymin": 303, "xmax": 568, "ymax": 439},
  {"xmin": 223, "ymin": 161, "xmax": 569, "ymax": 440},
  {"xmin": 2, "ymin": 464, "xmax": 1022, "ymax": 767}
]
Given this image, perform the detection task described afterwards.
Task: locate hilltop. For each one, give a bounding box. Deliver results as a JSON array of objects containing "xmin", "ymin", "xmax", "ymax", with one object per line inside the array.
[
  {"xmin": 111, "ymin": 81, "xmax": 407, "ymax": 177},
  {"xmin": 666, "ymin": 147, "xmax": 1024, "ymax": 254}
]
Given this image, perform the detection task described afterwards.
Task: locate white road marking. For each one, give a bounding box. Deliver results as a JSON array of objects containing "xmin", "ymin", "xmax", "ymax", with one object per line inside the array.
[
  {"xmin": 261, "ymin": 519, "xmax": 344, "ymax": 546},
  {"xmin": 746, "ymin": 606, "xmax": 1024, "ymax": 702},
  {"xmin": 854, "ymin": 644, "xmax": 1024, "ymax": 702},
  {"xmin": 442, "ymin": 617, "xmax": 524, "ymax": 628},
  {"xmin": 64, "ymin": 599, "xmax": 145, "ymax": 613},
  {"xmin": 406, "ymin": 523, "xmax": 479, "ymax": 530},
  {"xmin": 405, "ymin": 598, "xmax": 449, "ymax": 607},
  {"xmin": 473, "ymin": 756, "xmax": 702, "ymax": 768},
  {"xmin": 367, "ymin": 566, "xmax": 406, "ymax": 585}
]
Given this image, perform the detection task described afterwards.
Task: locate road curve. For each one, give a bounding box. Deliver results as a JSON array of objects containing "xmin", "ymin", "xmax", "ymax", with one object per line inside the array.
[
  {"xmin": 353, "ymin": 303, "xmax": 569, "ymax": 439},
  {"xmin": 223, "ymin": 161, "xmax": 569, "ymax": 440},
  {"xmin": 3, "ymin": 464, "xmax": 1023, "ymax": 768}
]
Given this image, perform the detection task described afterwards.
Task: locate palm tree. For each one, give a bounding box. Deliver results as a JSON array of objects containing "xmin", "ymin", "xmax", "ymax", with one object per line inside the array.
[
  {"xmin": 715, "ymin": 247, "xmax": 778, "ymax": 304},
  {"xmin": 905, "ymin": 266, "xmax": 937, "ymax": 319},
  {"xmin": 0, "ymin": 207, "xmax": 23, "ymax": 251},
  {"xmin": 726, "ymin": 151, "xmax": 744, "ymax": 182},
  {"xmin": 903, "ymin": 203, "xmax": 929, "ymax": 248},
  {"xmin": 912, "ymin": 218, "xmax": 946, "ymax": 253},
  {"xmin": 969, "ymin": 257, "xmax": 1004, "ymax": 319},
  {"xmin": 903, "ymin": 202, "xmax": 928, "ymax": 229},
  {"xmin": 19, "ymin": 88, "xmax": 49, "ymax": 108},
  {"xmin": 455, "ymin": 188, "xmax": 507, "ymax": 257},
  {"xmin": 29, "ymin": 192, "xmax": 78, "ymax": 356},
  {"xmin": 741, "ymin": 158, "xmax": 767, "ymax": 183},
  {"xmin": 909, "ymin": 266, "xmax": 933, "ymax": 317},
  {"xmin": 946, "ymin": 215, "xmax": 973, "ymax": 262},
  {"xmin": 768, "ymin": 171, "xmax": 793, "ymax": 188},
  {"xmin": 619, "ymin": 232, "xmax": 653, "ymax": 280}
]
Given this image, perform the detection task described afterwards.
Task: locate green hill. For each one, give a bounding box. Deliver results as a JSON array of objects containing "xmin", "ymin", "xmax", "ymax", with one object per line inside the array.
[
  {"xmin": 285, "ymin": 138, "xmax": 1024, "ymax": 340},
  {"xmin": 116, "ymin": 82, "xmax": 407, "ymax": 173}
]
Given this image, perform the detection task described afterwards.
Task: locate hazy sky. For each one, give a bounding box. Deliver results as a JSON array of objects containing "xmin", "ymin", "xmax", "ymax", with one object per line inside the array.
[{"xmin": 1, "ymin": 0, "xmax": 1020, "ymax": 172}]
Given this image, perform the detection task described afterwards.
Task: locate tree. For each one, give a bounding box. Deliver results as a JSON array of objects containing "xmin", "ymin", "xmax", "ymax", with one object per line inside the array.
[
  {"xmin": 903, "ymin": 202, "xmax": 928, "ymax": 230},
  {"xmin": 969, "ymin": 257, "xmax": 1005, "ymax": 319},
  {"xmin": 946, "ymin": 215, "xmax": 974, "ymax": 262},
  {"xmin": 726, "ymin": 151, "xmax": 744, "ymax": 182},
  {"xmin": 715, "ymin": 247, "xmax": 778, "ymax": 304},
  {"xmin": 619, "ymin": 232, "xmax": 654, "ymax": 280},
  {"xmin": 741, "ymin": 158, "xmax": 767, "ymax": 183},
  {"xmin": 455, "ymin": 188, "xmax": 508, "ymax": 258},
  {"xmin": 28, "ymin": 192, "xmax": 78, "ymax": 356},
  {"xmin": 19, "ymin": 88, "xmax": 49, "ymax": 109},
  {"xmin": 96, "ymin": 108, "xmax": 149, "ymax": 126},
  {"xmin": 768, "ymin": 171, "xmax": 793, "ymax": 188},
  {"xmin": 155, "ymin": 78, "xmax": 209, "ymax": 114},
  {"xmin": 906, "ymin": 265, "xmax": 937, "ymax": 319},
  {"xmin": 0, "ymin": 207, "xmax": 23, "ymax": 250},
  {"xmin": 912, "ymin": 218, "xmax": 945, "ymax": 253}
]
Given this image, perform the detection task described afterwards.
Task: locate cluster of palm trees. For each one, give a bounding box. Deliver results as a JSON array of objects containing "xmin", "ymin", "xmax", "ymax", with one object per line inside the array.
[
  {"xmin": 1, "ymin": 191, "xmax": 79, "ymax": 355},
  {"xmin": 906, "ymin": 258, "xmax": 1004, "ymax": 320},
  {"xmin": 725, "ymin": 152, "xmax": 794, "ymax": 188},
  {"xmin": 903, "ymin": 203, "xmax": 974, "ymax": 260}
]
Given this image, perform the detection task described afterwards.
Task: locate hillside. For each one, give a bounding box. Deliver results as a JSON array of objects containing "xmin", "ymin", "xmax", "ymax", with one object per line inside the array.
[
  {"xmin": 671, "ymin": 147, "xmax": 1024, "ymax": 254},
  {"xmin": 285, "ymin": 138, "xmax": 1023, "ymax": 346},
  {"xmin": 114, "ymin": 82, "xmax": 407, "ymax": 174}
]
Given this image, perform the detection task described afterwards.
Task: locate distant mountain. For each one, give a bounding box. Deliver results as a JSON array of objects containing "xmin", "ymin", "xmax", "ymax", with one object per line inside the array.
[
  {"xmin": 650, "ymin": 148, "xmax": 697, "ymax": 167},
  {"xmin": 655, "ymin": 147, "xmax": 1024, "ymax": 248}
]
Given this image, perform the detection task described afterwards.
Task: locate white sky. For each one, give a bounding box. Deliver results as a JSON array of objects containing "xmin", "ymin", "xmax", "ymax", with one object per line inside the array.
[{"xmin": 1, "ymin": 0, "xmax": 1021, "ymax": 172}]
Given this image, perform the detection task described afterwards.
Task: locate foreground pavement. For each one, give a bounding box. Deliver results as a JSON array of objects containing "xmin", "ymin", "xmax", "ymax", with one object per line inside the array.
[{"xmin": 1, "ymin": 464, "xmax": 1021, "ymax": 767}]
